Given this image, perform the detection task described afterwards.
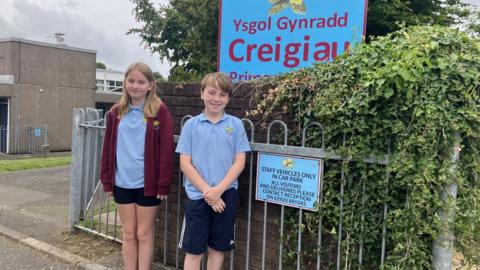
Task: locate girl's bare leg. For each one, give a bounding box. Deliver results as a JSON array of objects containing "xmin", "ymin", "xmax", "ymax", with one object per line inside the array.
[
  {"xmin": 117, "ymin": 203, "xmax": 138, "ymax": 270},
  {"xmin": 136, "ymin": 204, "xmax": 158, "ymax": 270}
]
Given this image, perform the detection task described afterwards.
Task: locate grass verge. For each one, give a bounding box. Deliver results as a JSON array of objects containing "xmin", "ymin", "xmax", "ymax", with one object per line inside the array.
[{"xmin": 0, "ymin": 156, "xmax": 71, "ymax": 173}]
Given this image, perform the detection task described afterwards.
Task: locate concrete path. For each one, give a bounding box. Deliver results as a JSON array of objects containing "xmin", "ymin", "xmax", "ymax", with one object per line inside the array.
[
  {"xmin": 0, "ymin": 166, "xmax": 118, "ymax": 270},
  {"xmin": 0, "ymin": 165, "xmax": 172, "ymax": 270},
  {"xmin": 0, "ymin": 166, "xmax": 71, "ymax": 242},
  {"xmin": 0, "ymin": 233, "xmax": 78, "ymax": 270}
]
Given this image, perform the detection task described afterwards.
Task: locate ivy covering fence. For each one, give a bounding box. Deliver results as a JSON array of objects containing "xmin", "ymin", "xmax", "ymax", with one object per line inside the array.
[{"xmin": 248, "ymin": 25, "xmax": 480, "ymax": 269}]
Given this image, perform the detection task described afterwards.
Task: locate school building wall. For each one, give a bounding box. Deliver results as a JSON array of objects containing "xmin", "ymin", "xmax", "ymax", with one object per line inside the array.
[{"xmin": 0, "ymin": 38, "xmax": 97, "ymax": 152}]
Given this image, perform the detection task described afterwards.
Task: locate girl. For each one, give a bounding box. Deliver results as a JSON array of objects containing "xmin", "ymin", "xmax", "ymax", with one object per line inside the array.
[{"xmin": 100, "ymin": 62, "xmax": 174, "ymax": 270}]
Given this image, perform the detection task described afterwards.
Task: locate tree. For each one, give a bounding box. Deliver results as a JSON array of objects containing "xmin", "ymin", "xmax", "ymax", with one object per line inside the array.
[
  {"xmin": 366, "ymin": 0, "xmax": 472, "ymax": 39},
  {"xmin": 129, "ymin": 0, "xmax": 475, "ymax": 81},
  {"xmin": 129, "ymin": 0, "xmax": 218, "ymax": 82},
  {"xmin": 96, "ymin": 62, "xmax": 107, "ymax": 69}
]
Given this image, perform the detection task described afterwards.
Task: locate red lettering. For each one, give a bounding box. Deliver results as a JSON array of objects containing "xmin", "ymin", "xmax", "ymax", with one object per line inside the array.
[
  {"xmin": 284, "ymin": 43, "xmax": 301, "ymax": 68},
  {"xmin": 258, "ymin": 44, "xmax": 273, "ymax": 62},
  {"xmin": 331, "ymin": 42, "xmax": 338, "ymax": 59},
  {"xmin": 275, "ymin": 37, "xmax": 281, "ymax": 61},
  {"xmin": 246, "ymin": 44, "xmax": 257, "ymax": 61},
  {"xmin": 233, "ymin": 19, "xmax": 242, "ymax": 31},
  {"xmin": 338, "ymin": 13, "xmax": 348, "ymax": 27},
  {"xmin": 331, "ymin": 42, "xmax": 350, "ymax": 59},
  {"xmin": 229, "ymin": 39, "xmax": 244, "ymax": 62},
  {"xmin": 314, "ymin": 42, "xmax": 330, "ymax": 61},
  {"xmin": 228, "ymin": 37, "xmax": 350, "ymax": 67},
  {"xmin": 327, "ymin": 13, "xmax": 338, "ymax": 27},
  {"xmin": 303, "ymin": 35, "xmax": 310, "ymax": 61}
]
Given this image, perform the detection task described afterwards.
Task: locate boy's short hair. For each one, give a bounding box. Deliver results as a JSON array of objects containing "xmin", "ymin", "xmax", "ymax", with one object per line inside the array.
[{"xmin": 200, "ymin": 72, "xmax": 233, "ymax": 96}]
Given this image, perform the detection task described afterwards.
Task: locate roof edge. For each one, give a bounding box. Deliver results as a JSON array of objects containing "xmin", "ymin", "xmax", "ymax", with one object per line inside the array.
[{"xmin": 0, "ymin": 37, "xmax": 97, "ymax": 54}]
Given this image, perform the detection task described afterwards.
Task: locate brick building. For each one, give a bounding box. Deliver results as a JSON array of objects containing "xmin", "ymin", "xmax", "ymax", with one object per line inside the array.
[
  {"xmin": 0, "ymin": 37, "xmax": 98, "ymax": 153},
  {"xmin": 0, "ymin": 38, "xmax": 125, "ymax": 154}
]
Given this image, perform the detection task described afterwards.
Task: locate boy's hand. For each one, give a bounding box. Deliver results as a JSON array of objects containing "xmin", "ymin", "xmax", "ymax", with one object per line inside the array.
[
  {"xmin": 203, "ymin": 186, "xmax": 223, "ymax": 205},
  {"xmin": 210, "ymin": 198, "xmax": 226, "ymax": 213}
]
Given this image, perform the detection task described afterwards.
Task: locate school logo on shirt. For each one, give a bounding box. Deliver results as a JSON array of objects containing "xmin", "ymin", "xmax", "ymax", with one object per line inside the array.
[
  {"xmin": 143, "ymin": 118, "xmax": 160, "ymax": 128},
  {"xmin": 225, "ymin": 126, "xmax": 234, "ymax": 135}
]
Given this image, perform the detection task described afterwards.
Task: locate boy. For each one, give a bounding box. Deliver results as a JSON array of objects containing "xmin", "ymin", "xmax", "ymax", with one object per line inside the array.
[{"xmin": 176, "ymin": 72, "xmax": 251, "ymax": 270}]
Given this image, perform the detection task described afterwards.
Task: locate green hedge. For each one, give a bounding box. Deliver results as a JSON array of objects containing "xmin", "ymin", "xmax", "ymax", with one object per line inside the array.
[{"xmin": 249, "ymin": 25, "xmax": 480, "ymax": 269}]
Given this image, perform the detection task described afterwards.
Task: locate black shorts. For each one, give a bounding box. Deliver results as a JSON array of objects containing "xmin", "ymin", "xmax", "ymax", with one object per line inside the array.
[
  {"xmin": 113, "ymin": 185, "xmax": 161, "ymax": 207},
  {"xmin": 178, "ymin": 188, "xmax": 238, "ymax": 255}
]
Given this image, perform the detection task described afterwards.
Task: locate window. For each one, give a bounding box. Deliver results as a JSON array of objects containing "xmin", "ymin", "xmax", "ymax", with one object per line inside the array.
[
  {"xmin": 96, "ymin": 80, "xmax": 105, "ymax": 91},
  {"xmin": 107, "ymin": 80, "xmax": 123, "ymax": 91}
]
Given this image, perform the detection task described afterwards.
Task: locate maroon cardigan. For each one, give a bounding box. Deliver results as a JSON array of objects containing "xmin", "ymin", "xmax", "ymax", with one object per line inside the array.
[{"xmin": 100, "ymin": 104, "xmax": 174, "ymax": 196}]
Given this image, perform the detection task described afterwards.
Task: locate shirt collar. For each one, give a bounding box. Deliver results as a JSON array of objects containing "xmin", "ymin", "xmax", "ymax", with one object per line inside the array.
[
  {"xmin": 199, "ymin": 112, "xmax": 228, "ymax": 123},
  {"xmin": 129, "ymin": 102, "xmax": 145, "ymax": 112}
]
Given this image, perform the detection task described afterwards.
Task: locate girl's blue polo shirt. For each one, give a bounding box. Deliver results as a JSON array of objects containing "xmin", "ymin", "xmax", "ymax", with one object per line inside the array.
[
  {"xmin": 115, "ymin": 103, "xmax": 146, "ymax": 189},
  {"xmin": 175, "ymin": 113, "xmax": 251, "ymax": 200}
]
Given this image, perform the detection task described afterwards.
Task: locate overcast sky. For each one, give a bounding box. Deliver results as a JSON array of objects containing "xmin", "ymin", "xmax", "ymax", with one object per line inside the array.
[
  {"xmin": 465, "ymin": 0, "xmax": 480, "ymax": 6},
  {"xmin": 0, "ymin": 0, "xmax": 478, "ymax": 78},
  {"xmin": 0, "ymin": 0, "xmax": 170, "ymax": 77}
]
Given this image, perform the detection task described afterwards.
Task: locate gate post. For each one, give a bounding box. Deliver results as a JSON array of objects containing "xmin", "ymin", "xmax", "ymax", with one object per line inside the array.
[
  {"xmin": 432, "ymin": 134, "xmax": 461, "ymax": 269},
  {"xmin": 68, "ymin": 108, "xmax": 85, "ymax": 232}
]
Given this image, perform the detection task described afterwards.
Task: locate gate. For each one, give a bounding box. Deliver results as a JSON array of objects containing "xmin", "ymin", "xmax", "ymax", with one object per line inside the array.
[
  {"xmin": 0, "ymin": 124, "xmax": 48, "ymax": 154},
  {"xmin": 0, "ymin": 96, "xmax": 49, "ymax": 155},
  {"xmin": 68, "ymin": 108, "xmax": 456, "ymax": 269}
]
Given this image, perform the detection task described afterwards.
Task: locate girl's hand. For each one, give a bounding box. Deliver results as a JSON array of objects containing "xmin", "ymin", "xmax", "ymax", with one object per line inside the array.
[
  {"xmin": 107, "ymin": 192, "xmax": 112, "ymax": 196},
  {"xmin": 157, "ymin": 195, "xmax": 168, "ymax": 200}
]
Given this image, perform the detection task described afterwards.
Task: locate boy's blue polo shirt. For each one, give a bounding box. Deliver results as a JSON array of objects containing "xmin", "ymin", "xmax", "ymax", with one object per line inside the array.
[
  {"xmin": 115, "ymin": 103, "xmax": 146, "ymax": 189},
  {"xmin": 175, "ymin": 113, "xmax": 251, "ymax": 200}
]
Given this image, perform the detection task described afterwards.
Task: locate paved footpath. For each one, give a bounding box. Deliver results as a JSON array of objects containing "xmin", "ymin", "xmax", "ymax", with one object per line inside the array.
[
  {"xmin": 0, "ymin": 166, "xmax": 116, "ymax": 270},
  {"xmin": 0, "ymin": 233, "xmax": 79, "ymax": 270},
  {"xmin": 0, "ymin": 166, "xmax": 72, "ymax": 243},
  {"xmin": 0, "ymin": 166, "xmax": 172, "ymax": 270}
]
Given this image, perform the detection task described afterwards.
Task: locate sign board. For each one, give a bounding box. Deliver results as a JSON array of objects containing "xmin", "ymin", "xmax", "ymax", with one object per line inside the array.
[
  {"xmin": 0, "ymin": 75, "xmax": 14, "ymax": 85},
  {"xmin": 218, "ymin": 0, "xmax": 368, "ymax": 81},
  {"xmin": 34, "ymin": 128, "xmax": 41, "ymax": 137},
  {"xmin": 256, "ymin": 152, "xmax": 322, "ymax": 211}
]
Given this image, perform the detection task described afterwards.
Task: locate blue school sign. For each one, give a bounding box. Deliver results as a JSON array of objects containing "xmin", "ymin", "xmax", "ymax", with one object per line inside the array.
[
  {"xmin": 218, "ymin": 0, "xmax": 368, "ymax": 82},
  {"xmin": 256, "ymin": 152, "xmax": 322, "ymax": 211}
]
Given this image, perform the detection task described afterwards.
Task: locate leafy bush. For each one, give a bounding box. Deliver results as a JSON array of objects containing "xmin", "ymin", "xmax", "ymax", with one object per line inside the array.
[{"xmin": 249, "ymin": 25, "xmax": 480, "ymax": 269}]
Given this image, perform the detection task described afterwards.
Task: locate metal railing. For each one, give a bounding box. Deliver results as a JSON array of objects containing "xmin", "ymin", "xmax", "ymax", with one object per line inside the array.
[
  {"xmin": 68, "ymin": 108, "xmax": 456, "ymax": 270},
  {"xmin": 0, "ymin": 124, "xmax": 48, "ymax": 154}
]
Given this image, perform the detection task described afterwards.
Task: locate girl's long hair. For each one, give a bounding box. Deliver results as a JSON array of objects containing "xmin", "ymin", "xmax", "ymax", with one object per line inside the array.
[{"xmin": 113, "ymin": 62, "xmax": 162, "ymax": 118}]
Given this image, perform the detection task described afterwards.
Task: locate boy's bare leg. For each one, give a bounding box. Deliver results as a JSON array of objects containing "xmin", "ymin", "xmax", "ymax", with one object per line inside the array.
[
  {"xmin": 136, "ymin": 205, "xmax": 158, "ymax": 270},
  {"xmin": 117, "ymin": 204, "xmax": 138, "ymax": 270},
  {"xmin": 184, "ymin": 253, "xmax": 203, "ymax": 270},
  {"xmin": 207, "ymin": 248, "xmax": 225, "ymax": 270}
]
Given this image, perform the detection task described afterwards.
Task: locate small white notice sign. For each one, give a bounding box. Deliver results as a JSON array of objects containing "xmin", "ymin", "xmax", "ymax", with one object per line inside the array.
[{"xmin": 0, "ymin": 75, "xmax": 14, "ymax": 85}]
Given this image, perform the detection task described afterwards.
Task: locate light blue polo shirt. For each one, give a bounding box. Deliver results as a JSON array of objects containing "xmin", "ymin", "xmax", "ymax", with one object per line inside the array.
[
  {"xmin": 175, "ymin": 113, "xmax": 251, "ymax": 199},
  {"xmin": 115, "ymin": 103, "xmax": 146, "ymax": 189}
]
